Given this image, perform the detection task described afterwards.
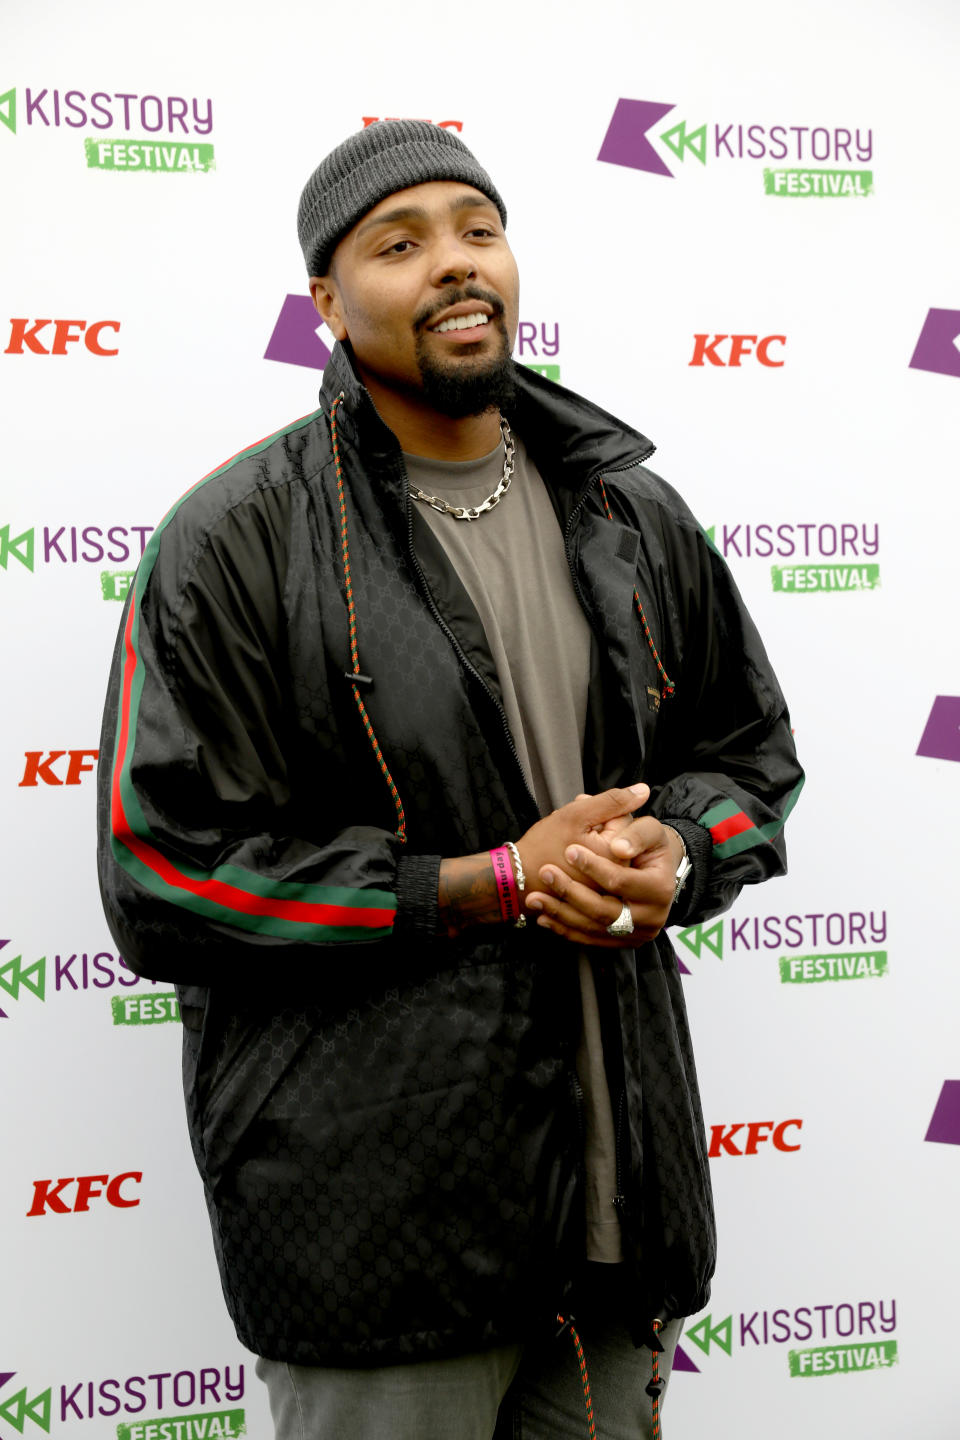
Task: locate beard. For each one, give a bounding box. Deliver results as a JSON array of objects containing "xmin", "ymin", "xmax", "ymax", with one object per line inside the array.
[{"xmin": 412, "ymin": 287, "xmax": 518, "ymax": 419}]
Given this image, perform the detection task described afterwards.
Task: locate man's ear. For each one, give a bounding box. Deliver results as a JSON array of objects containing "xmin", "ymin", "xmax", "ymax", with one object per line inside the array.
[{"xmin": 309, "ymin": 277, "xmax": 348, "ymax": 342}]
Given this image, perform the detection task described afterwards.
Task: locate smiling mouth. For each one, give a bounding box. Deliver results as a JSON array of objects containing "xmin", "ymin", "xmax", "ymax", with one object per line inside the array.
[{"xmin": 430, "ymin": 312, "xmax": 491, "ymax": 334}]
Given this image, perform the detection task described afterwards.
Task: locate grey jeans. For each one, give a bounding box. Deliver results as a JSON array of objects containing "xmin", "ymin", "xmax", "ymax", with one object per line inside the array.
[{"xmin": 256, "ymin": 1312, "xmax": 683, "ymax": 1439}]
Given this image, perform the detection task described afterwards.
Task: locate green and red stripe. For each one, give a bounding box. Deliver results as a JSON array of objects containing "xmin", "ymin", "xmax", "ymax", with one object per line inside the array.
[
  {"xmin": 699, "ymin": 778, "xmax": 804, "ymax": 860},
  {"xmin": 109, "ymin": 411, "xmax": 397, "ymax": 943}
]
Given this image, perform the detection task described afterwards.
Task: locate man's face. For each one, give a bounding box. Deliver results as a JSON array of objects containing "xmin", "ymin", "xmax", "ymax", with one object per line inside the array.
[{"xmin": 310, "ymin": 181, "xmax": 520, "ymax": 419}]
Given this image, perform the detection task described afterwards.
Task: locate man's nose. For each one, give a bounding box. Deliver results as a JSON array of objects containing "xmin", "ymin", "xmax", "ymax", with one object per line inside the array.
[{"xmin": 429, "ymin": 238, "xmax": 478, "ymax": 287}]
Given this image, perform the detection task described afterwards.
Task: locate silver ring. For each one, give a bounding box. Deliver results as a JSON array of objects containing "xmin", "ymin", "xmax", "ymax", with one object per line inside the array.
[{"xmin": 606, "ymin": 900, "xmax": 635, "ymax": 938}]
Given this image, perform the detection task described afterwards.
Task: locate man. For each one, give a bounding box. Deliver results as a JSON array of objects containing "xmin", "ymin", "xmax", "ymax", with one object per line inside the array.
[{"xmin": 97, "ymin": 121, "xmax": 802, "ymax": 1438}]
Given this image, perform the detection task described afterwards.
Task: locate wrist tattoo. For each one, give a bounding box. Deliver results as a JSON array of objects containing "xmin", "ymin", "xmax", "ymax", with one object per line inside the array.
[{"xmin": 438, "ymin": 854, "xmax": 500, "ymax": 939}]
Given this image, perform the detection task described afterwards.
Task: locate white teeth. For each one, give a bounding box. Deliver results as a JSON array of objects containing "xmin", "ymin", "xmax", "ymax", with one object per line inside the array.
[{"xmin": 434, "ymin": 312, "xmax": 489, "ymax": 333}]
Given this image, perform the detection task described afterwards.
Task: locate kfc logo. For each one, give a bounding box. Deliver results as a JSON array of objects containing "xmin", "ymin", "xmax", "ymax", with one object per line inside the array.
[
  {"xmin": 708, "ymin": 1120, "xmax": 802, "ymax": 1156},
  {"xmin": 689, "ymin": 334, "xmax": 785, "ymax": 367},
  {"xmin": 19, "ymin": 751, "xmax": 98, "ymax": 787},
  {"xmin": 26, "ymin": 1172, "xmax": 142, "ymax": 1215},
  {"xmin": 362, "ymin": 115, "xmax": 462, "ymax": 131},
  {"xmin": 4, "ymin": 319, "xmax": 120, "ymax": 356}
]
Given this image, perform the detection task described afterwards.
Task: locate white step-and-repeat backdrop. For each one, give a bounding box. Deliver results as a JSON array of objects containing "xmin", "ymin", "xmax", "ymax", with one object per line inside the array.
[{"xmin": 3, "ymin": 1, "xmax": 958, "ymax": 1436}]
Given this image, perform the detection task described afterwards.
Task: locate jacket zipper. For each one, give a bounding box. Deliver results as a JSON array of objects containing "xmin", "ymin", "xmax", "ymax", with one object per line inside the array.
[
  {"xmin": 612, "ymin": 1086, "xmax": 628, "ymax": 1214},
  {"xmin": 570, "ymin": 1068, "xmax": 587, "ymax": 1145},
  {"xmin": 563, "ymin": 458, "xmax": 653, "ymax": 1227}
]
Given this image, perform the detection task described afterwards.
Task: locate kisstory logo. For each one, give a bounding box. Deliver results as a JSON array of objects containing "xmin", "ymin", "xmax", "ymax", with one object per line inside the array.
[
  {"xmin": 0, "ymin": 521, "xmax": 152, "ymax": 599},
  {"xmin": 0, "ymin": 1364, "xmax": 245, "ymax": 1439},
  {"xmin": 674, "ymin": 908, "xmax": 888, "ymax": 984},
  {"xmin": 677, "ymin": 1297, "xmax": 898, "ymax": 1379},
  {"xmin": 704, "ymin": 520, "xmax": 881, "ymax": 594},
  {"xmin": 0, "ymin": 85, "xmax": 215, "ymax": 173},
  {"xmin": 599, "ymin": 98, "xmax": 874, "ymax": 199},
  {"xmin": 0, "ymin": 936, "xmax": 180, "ymax": 1025}
]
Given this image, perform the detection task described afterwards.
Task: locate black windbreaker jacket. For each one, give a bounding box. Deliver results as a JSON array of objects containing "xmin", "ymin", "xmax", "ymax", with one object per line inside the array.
[{"xmin": 97, "ymin": 344, "xmax": 803, "ymax": 1364}]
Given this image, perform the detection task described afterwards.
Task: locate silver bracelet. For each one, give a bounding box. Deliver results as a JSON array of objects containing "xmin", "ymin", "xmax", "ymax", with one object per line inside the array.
[
  {"xmin": 503, "ymin": 840, "xmax": 527, "ymax": 929},
  {"xmin": 663, "ymin": 826, "xmax": 693, "ymax": 906}
]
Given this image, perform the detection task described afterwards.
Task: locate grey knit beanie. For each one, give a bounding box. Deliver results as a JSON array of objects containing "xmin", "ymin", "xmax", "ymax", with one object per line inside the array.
[{"xmin": 297, "ymin": 120, "xmax": 507, "ymax": 277}]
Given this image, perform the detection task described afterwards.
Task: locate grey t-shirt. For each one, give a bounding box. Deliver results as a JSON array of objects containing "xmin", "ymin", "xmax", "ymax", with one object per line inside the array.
[{"xmin": 407, "ymin": 432, "xmax": 623, "ymax": 1263}]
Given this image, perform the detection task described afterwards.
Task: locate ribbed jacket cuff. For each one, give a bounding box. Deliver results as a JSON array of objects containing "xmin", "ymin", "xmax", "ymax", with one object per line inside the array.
[
  {"xmin": 663, "ymin": 816, "xmax": 713, "ymax": 927},
  {"xmin": 395, "ymin": 854, "xmax": 443, "ymax": 940}
]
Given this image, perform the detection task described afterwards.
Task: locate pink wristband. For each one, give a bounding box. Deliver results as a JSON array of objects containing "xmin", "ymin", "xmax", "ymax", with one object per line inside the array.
[{"xmin": 489, "ymin": 845, "xmax": 520, "ymax": 923}]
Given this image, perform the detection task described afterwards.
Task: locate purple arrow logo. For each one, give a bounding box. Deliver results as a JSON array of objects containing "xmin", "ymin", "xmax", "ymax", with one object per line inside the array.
[
  {"xmin": 598, "ymin": 99, "xmax": 676, "ymax": 178},
  {"xmin": 909, "ymin": 308, "xmax": 960, "ymax": 379},
  {"xmin": 0, "ymin": 1372, "xmax": 15, "ymax": 1390},
  {"xmin": 916, "ymin": 696, "xmax": 960, "ymax": 763},
  {"xmin": 925, "ymin": 1081, "xmax": 960, "ymax": 1145},
  {"xmin": 0, "ymin": 939, "xmax": 8, "ymax": 1020},
  {"xmin": 264, "ymin": 295, "xmax": 333, "ymax": 371}
]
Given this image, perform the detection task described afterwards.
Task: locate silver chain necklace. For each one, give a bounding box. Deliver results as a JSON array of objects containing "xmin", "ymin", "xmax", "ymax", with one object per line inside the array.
[{"xmin": 408, "ymin": 417, "xmax": 515, "ymax": 521}]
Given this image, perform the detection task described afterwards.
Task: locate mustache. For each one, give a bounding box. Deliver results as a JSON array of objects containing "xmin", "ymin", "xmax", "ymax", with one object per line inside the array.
[{"xmin": 414, "ymin": 286, "xmax": 506, "ymax": 331}]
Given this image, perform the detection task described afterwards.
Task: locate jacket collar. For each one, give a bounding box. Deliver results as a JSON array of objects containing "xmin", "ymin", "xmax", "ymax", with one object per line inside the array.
[
  {"xmin": 511, "ymin": 365, "xmax": 655, "ymax": 488},
  {"xmin": 318, "ymin": 342, "xmax": 656, "ymax": 485},
  {"xmin": 319, "ymin": 343, "xmax": 403, "ymax": 467}
]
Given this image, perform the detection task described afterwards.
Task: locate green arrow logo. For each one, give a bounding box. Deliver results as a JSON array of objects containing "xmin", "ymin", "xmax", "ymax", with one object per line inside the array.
[
  {"xmin": 686, "ymin": 1312, "xmax": 733, "ymax": 1357},
  {"xmin": 676, "ymin": 921, "xmax": 723, "ymax": 961},
  {"xmin": 660, "ymin": 119, "xmax": 707, "ymax": 165},
  {"xmin": 0, "ymin": 526, "xmax": 35, "ymax": 573},
  {"xmin": 0, "ymin": 1384, "xmax": 52, "ymax": 1432},
  {"xmin": 0, "ymin": 88, "xmax": 15, "ymax": 136},
  {"xmin": 0, "ymin": 954, "xmax": 46, "ymax": 1003}
]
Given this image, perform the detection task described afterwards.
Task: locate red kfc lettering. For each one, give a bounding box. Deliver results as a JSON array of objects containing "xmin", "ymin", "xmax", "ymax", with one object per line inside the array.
[
  {"xmin": 64, "ymin": 749, "xmax": 99, "ymax": 784},
  {"xmin": 756, "ymin": 335, "xmax": 786, "ymax": 366},
  {"xmin": 773, "ymin": 1119, "xmax": 803, "ymax": 1151},
  {"xmin": 727, "ymin": 334, "xmax": 758, "ymax": 367},
  {"xmin": 708, "ymin": 1123, "xmax": 744, "ymax": 1156},
  {"xmin": 689, "ymin": 334, "xmax": 728, "ymax": 366},
  {"xmin": 51, "ymin": 319, "xmax": 87, "ymax": 354},
  {"xmin": 4, "ymin": 318, "xmax": 120, "ymax": 356},
  {"xmin": 689, "ymin": 333, "xmax": 787, "ymax": 367},
  {"xmin": 26, "ymin": 1171, "xmax": 143, "ymax": 1214},
  {"xmin": 73, "ymin": 1174, "xmax": 110, "ymax": 1211},
  {"xmin": 106, "ymin": 1171, "xmax": 142, "ymax": 1207},
  {"xmin": 86, "ymin": 320, "xmax": 121, "ymax": 356},
  {"xmin": 744, "ymin": 1120, "xmax": 774, "ymax": 1154},
  {"xmin": 709, "ymin": 1119, "xmax": 803, "ymax": 1156},
  {"xmin": 19, "ymin": 751, "xmax": 66, "ymax": 786},
  {"xmin": 5, "ymin": 319, "xmax": 52, "ymax": 354},
  {"xmin": 27, "ymin": 1177, "xmax": 75, "ymax": 1215}
]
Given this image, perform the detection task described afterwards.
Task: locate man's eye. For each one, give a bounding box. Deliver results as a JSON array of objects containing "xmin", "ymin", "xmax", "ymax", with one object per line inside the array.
[{"xmin": 382, "ymin": 239, "xmax": 414, "ymax": 254}]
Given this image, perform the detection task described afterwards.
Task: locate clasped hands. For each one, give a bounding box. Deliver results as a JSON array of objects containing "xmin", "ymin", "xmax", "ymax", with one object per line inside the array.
[{"xmin": 515, "ymin": 783, "xmax": 684, "ymax": 948}]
